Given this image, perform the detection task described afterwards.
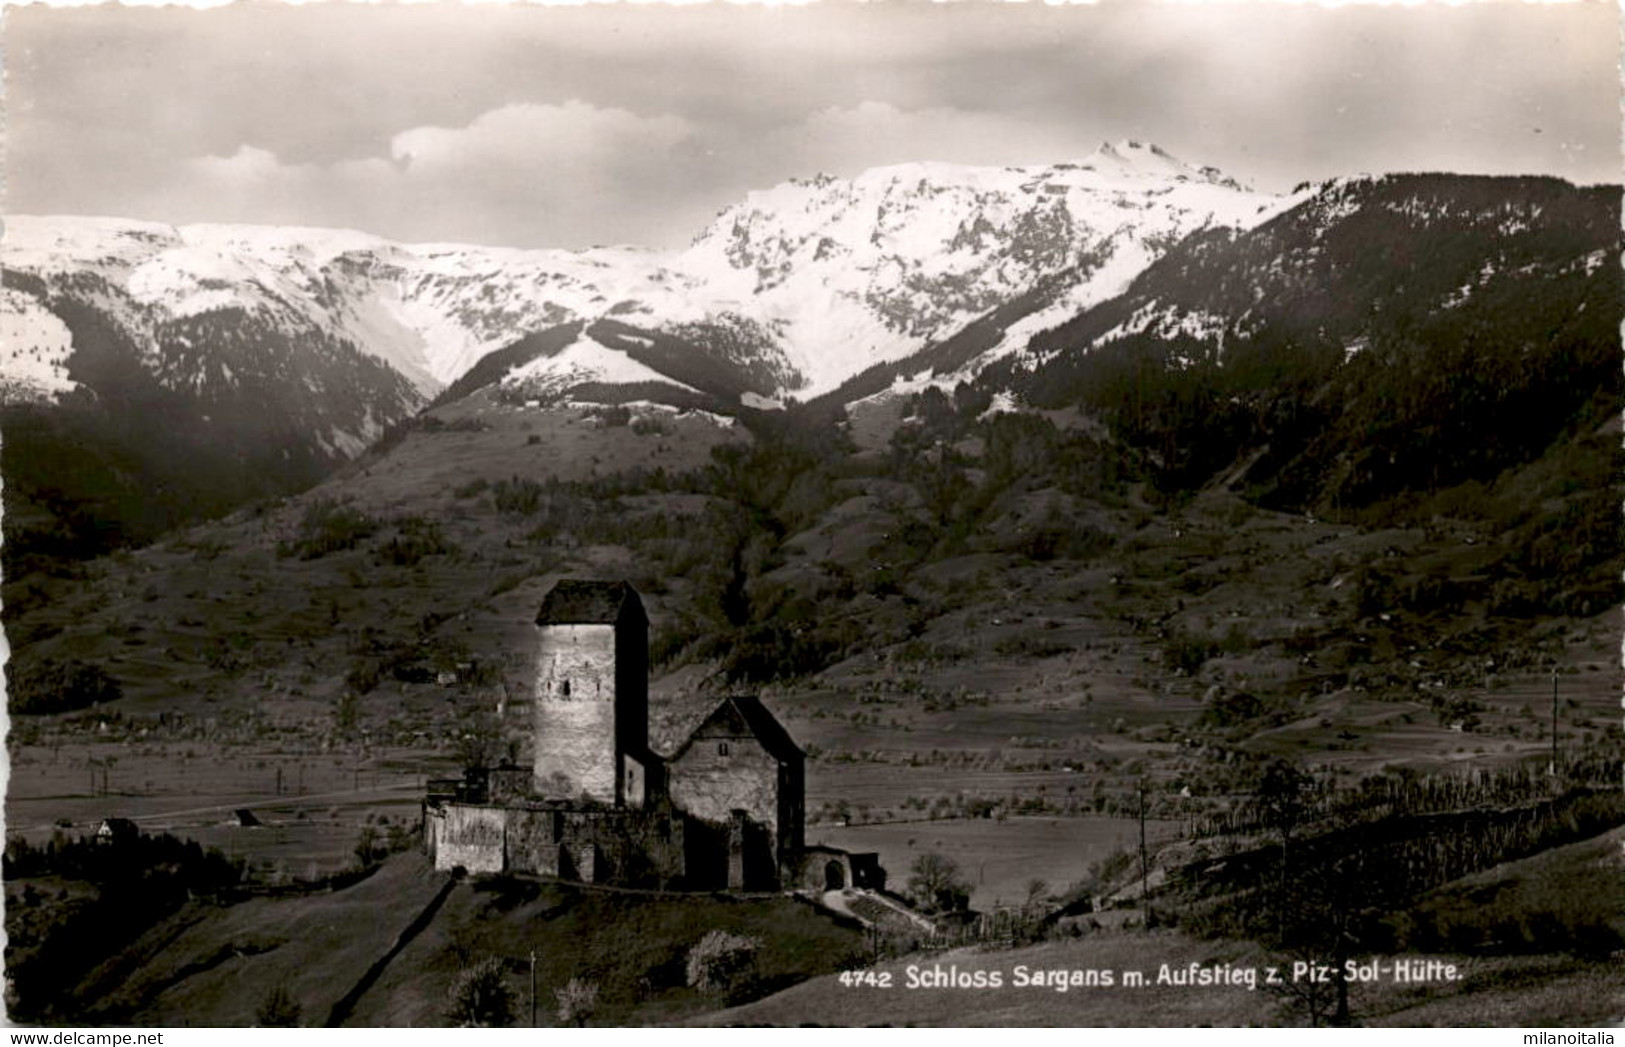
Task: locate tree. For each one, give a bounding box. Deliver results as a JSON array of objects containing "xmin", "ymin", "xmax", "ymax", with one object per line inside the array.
[
  {"xmin": 554, "ymin": 977, "xmax": 599, "ymax": 1027},
  {"xmin": 906, "ymin": 852, "xmax": 972, "ymax": 914},
  {"xmin": 447, "ymin": 957, "xmax": 514, "ymax": 1027},
  {"xmin": 685, "ymin": 930, "xmax": 762, "ymax": 1001},
  {"xmin": 333, "ymin": 689, "xmax": 361, "ymax": 732},
  {"xmin": 1254, "ymin": 760, "xmax": 1361, "ymax": 1027},
  {"xmin": 10, "ymin": 658, "xmax": 122, "ymax": 715},
  {"xmin": 455, "ymin": 716, "xmax": 504, "ymax": 772},
  {"xmin": 353, "ymin": 824, "xmax": 382, "ymax": 868}
]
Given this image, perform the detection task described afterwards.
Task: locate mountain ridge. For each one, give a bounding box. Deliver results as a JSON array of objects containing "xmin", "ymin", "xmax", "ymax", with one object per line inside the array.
[{"xmin": 4, "ymin": 160, "xmax": 1614, "ymax": 576}]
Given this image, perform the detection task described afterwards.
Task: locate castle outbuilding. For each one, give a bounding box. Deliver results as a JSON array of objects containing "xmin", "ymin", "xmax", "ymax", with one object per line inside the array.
[{"xmin": 424, "ymin": 579, "xmax": 877, "ymax": 893}]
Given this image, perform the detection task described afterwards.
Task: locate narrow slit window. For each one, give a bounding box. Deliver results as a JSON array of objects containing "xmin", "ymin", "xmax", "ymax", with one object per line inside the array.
[{"xmin": 718, "ymin": 742, "xmax": 730, "ymax": 756}]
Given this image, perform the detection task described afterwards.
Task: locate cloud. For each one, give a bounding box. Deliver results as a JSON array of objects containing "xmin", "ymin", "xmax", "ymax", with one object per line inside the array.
[
  {"xmin": 162, "ymin": 102, "xmax": 699, "ymax": 247},
  {"xmin": 10, "ymin": 3, "xmax": 1616, "ymax": 249},
  {"xmin": 778, "ymin": 101, "xmax": 1107, "ymax": 174},
  {"xmin": 156, "ymin": 100, "xmax": 1113, "ymax": 249},
  {"xmin": 388, "ymin": 102, "xmax": 693, "ymax": 185}
]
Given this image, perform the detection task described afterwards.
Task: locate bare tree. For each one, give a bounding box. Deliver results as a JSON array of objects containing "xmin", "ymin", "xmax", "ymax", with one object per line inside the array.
[{"xmin": 906, "ymin": 852, "xmax": 972, "ymax": 914}]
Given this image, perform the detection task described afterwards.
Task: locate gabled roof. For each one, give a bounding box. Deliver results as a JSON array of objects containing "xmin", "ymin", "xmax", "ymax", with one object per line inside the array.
[
  {"xmin": 671, "ymin": 696, "xmax": 803, "ymax": 763},
  {"xmin": 535, "ymin": 579, "xmax": 646, "ymax": 626}
]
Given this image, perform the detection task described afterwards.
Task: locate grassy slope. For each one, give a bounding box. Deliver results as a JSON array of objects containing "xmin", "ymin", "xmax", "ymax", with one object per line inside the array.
[
  {"xmin": 346, "ymin": 875, "xmax": 866, "ymax": 1027},
  {"xmin": 58, "ymin": 851, "xmax": 864, "ymax": 1027},
  {"xmin": 31, "ymin": 827, "xmax": 1625, "ymax": 1027},
  {"xmin": 75, "ymin": 852, "xmax": 451, "ymax": 1026}
]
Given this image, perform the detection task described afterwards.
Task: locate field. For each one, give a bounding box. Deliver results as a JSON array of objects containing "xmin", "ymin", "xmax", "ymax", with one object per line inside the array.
[
  {"xmin": 812, "ymin": 816, "xmax": 1178, "ymax": 911},
  {"xmin": 6, "ymin": 742, "xmax": 445, "ymax": 876}
]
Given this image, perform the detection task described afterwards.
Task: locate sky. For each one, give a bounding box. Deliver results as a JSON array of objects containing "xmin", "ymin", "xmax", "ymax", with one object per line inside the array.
[{"xmin": 4, "ymin": 1, "xmax": 1620, "ymax": 250}]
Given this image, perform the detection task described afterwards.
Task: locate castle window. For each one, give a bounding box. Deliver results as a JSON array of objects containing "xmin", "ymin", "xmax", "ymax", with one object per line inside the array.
[
  {"xmin": 560, "ymin": 679, "xmax": 571, "ymax": 697},
  {"xmin": 718, "ymin": 742, "xmax": 730, "ymax": 756}
]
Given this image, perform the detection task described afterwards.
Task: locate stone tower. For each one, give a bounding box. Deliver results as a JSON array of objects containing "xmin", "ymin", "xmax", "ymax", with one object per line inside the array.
[{"xmin": 532, "ymin": 580, "xmax": 649, "ymax": 805}]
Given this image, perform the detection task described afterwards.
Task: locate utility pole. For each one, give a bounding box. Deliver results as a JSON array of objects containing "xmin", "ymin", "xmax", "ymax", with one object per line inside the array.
[
  {"xmin": 529, "ymin": 949, "xmax": 537, "ymax": 1027},
  {"xmin": 1138, "ymin": 781, "xmax": 1151, "ymax": 929},
  {"xmin": 1549, "ymin": 669, "xmax": 1559, "ymax": 778}
]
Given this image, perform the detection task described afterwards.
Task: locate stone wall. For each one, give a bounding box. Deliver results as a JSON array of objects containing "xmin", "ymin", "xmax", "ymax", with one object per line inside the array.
[
  {"xmin": 795, "ymin": 847, "xmax": 887, "ymax": 892},
  {"xmin": 432, "ymin": 804, "xmax": 505, "ymax": 875},
  {"xmin": 429, "ymin": 800, "xmax": 686, "ymax": 887},
  {"xmin": 668, "ymin": 735, "xmax": 785, "ymax": 888},
  {"xmin": 668, "ymin": 737, "xmax": 780, "ymax": 838}
]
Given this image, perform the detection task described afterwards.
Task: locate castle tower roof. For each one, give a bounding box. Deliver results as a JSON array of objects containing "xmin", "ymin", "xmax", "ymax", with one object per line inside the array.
[{"xmin": 535, "ymin": 579, "xmax": 646, "ymax": 626}]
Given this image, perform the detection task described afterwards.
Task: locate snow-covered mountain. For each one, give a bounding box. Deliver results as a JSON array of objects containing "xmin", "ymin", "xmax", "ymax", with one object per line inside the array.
[
  {"xmin": 4, "ymin": 141, "xmax": 1287, "ymax": 413},
  {"xmin": 677, "ymin": 141, "xmax": 1292, "ymax": 396},
  {"xmin": 1, "ymin": 141, "xmax": 1297, "ymax": 569}
]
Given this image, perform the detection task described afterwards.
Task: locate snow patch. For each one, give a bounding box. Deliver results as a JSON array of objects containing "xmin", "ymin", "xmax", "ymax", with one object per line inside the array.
[
  {"xmin": 978, "ymin": 391, "xmax": 1021, "ymax": 421},
  {"xmin": 741, "ymin": 391, "xmax": 784, "ymax": 411},
  {"xmin": 504, "ymin": 333, "xmax": 703, "ymax": 396},
  {"xmin": 0, "ymin": 288, "xmax": 78, "ymax": 400}
]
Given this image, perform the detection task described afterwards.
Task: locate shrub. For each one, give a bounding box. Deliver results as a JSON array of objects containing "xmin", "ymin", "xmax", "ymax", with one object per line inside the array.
[
  {"xmin": 685, "ymin": 930, "xmax": 762, "ymax": 1000},
  {"xmin": 10, "ymin": 658, "xmax": 122, "ymax": 715},
  {"xmin": 446, "ymin": 957, "xmax": 514, "ymax": 1027},
  {"xmin": 353, "ymin": 825, "xmax": 383, "ymax": 868},
  {"xmin": 993, "ymin": 632, "xmax": 1071, "ymax": 659},
  {"xmin": 376, "ymin": 516, "xmax": 454, "ymax": 566},
  {"xmin": 492, "ymin": 477, "xmax": 544, "ymax": 515},
  {"xmin": 1163, "ymin": 632, "xmax": 1219, "ymax": 675},
  {"xmin": 282, "ymin": 499, "xmax": 377, "ymax": 559},
  {"xmin": 255, "ymin": 984, "xmax": 302, "ymax": 1027}
]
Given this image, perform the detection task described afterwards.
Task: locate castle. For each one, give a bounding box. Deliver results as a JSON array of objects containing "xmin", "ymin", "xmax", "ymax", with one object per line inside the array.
[{"xmin": 423, "ymin": 579, "xmax": 882, "ymax": 893}]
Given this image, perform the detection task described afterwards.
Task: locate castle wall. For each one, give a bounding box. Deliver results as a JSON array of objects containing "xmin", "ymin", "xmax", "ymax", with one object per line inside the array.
[
  {"xmin": 533, "ymin": 623, "xmax": 619, "ymax": 802},
  {"xmin": 429, "ymin": 801, "xmax": 686, "ymax": 887},
  {"xmin": 435, "ymin": 804, "xmax": 506, "ymax": 875}
]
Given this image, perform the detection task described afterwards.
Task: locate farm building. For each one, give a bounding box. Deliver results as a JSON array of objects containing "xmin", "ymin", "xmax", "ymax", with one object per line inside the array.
[
  {"xmin": 96, "ymin": 817, "xmax": 139, "ymax": 846},
  {"xmin": 424, "ymin": 579, "xmax": 881, "ymax": 893}
]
